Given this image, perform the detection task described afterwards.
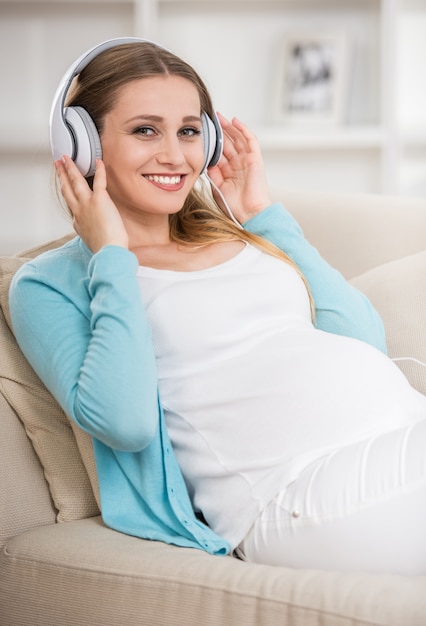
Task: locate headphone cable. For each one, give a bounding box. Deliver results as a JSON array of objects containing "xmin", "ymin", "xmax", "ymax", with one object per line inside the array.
[{"xmin": 205, "ymin": 173, "xmax": 243, "ymax": 229}]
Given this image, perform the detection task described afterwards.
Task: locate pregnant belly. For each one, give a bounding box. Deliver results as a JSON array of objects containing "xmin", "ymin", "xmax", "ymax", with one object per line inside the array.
[{"xmin": 163, "ymin": 328, "xmax": 426, "ymax": 472}]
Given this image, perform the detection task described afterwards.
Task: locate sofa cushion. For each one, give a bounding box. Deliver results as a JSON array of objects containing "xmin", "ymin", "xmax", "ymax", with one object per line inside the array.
[
  {"xmin": 2, "ymin": 516, "xmax": 426, "ymax": 626},
  {"xmin": 350, "ymin": 250, "xmax": 426, "ymax": 396},
  {"xmin": 0, "ymin": 249, "xmax": 100, "ymax": 522}
]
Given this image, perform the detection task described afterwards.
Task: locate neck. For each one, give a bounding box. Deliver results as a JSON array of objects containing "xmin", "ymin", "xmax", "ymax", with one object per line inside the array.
[{"xmin": 123, "ymin": 213, "xmax": 172, "ymax": 249}]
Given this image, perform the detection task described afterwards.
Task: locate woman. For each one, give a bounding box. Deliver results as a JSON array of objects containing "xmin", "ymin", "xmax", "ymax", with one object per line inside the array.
[{"xmin": 9, "ymin": 39, "xmax": 426, "ymax": 574}]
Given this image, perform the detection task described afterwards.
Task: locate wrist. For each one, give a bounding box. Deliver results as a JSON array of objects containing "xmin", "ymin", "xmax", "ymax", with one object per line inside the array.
[{"xmin": 239, "ymin": 198, "xmax": 272, "ymax": 222}]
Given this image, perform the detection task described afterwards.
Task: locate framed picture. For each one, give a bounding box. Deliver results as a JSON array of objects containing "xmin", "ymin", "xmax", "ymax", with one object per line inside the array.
[{"xmin": 273, "ymin": 31, "xmax": 350, "ymax": 126}]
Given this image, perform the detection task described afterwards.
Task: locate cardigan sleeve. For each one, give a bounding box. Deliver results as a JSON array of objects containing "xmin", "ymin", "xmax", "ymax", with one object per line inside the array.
[
  {"xmin": 243, "ymin": 203, "xmax": 387, "ymax": 353},
  {"xmin": 9, "ymin": 244, "xmax": 160, "ymax": 451}
]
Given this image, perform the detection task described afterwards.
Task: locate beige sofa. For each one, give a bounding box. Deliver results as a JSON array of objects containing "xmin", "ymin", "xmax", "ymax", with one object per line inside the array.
[{"xmin": 1, "ymin": 190, "xmax": 426, "ymax": 626}]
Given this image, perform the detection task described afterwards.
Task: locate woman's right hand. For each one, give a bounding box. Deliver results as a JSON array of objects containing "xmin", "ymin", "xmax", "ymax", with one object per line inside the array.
[{"xmin": 55, "ymin": 155, "xmax": 129, "ymax": 253}]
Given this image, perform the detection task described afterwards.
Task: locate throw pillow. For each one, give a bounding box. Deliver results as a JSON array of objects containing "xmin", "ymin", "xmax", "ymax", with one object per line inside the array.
[{"xmin": 350, "ymin": 250, "xmax": 426, "ymax": 396}]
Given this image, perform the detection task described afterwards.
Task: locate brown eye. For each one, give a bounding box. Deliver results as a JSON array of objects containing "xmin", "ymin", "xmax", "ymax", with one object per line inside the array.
[
  {"xmin": 133, "ymin": 126, "xmax": 156, "ymax": 137},
  {"xmin": 178, "ymin": 127, "xmax": 201, "ymax": 138}
]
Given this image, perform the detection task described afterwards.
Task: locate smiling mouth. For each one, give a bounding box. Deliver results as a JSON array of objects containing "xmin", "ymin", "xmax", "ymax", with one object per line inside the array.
[{"xmin": 145, "ymin": 174, "xmax": 183, "ymax": 186}]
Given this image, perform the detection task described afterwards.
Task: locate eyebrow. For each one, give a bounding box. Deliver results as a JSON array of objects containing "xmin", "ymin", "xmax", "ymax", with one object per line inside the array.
[{"xmin": 125, "ymin": 114, "xmax": 202, "ymax": 124}]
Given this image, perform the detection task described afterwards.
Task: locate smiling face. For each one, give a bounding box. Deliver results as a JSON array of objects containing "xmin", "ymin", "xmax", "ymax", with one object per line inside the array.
[{"xmin": 100, "ymin": 74, "xmax": 205, "ymax": 224}]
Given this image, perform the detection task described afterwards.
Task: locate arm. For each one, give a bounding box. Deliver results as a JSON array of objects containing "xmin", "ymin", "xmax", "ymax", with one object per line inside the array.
[
  {"xmin": 9, "ymin": 244, "xmax": 160, "ymax": 451},
  {"xmin": 244, "ymin": 203, "xmax": 387, "ymax": 353}
]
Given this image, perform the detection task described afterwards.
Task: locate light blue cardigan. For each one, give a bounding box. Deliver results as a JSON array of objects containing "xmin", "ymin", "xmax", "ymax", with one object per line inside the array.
[{"xmin": 9, "ymin": 203, "xmax": 386, "ymax": 554}]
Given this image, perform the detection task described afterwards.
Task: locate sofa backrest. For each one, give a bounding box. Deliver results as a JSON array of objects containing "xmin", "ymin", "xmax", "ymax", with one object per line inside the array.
[{"xmin": 278, "ymin": 190, "xmax": 426, "ymax": 279}]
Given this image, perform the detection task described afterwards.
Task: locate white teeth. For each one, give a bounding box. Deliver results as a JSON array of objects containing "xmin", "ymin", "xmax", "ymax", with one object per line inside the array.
[{"xmin": 146, "ymin": 175, "xmax": 181, "ymax": 185}]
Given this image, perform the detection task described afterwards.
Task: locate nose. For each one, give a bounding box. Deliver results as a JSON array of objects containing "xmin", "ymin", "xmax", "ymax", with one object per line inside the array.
[{"xmin": 157, "ymin": 134, "xmax": 185, "ymax": 165}]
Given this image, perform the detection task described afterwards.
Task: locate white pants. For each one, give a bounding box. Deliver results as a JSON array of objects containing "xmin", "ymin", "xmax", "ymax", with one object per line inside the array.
[{"xmin": 237, "ymin": 417, "xmax": 426, "ymax": 575}]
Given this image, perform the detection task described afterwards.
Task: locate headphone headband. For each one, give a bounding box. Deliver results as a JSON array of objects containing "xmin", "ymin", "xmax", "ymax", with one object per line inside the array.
[{"xmin": 49, "ymin": 37, "xmax": 222, "ymax": 176}]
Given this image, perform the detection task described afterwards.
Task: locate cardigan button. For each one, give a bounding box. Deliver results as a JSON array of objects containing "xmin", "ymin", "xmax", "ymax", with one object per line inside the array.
[{"xmin": 292, "ymin": 510, "xmax": 300, "ymax": 518}]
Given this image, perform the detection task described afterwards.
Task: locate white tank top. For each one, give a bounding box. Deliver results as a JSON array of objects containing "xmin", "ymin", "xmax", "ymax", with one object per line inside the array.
[{"xmin": 137, "ymin": 244, "xmax": 426, "ymax": 547}]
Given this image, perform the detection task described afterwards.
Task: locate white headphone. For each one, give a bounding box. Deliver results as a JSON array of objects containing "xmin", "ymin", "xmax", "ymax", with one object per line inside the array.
[{"xmin": 49, "ymin": 37, "xmax": 223, "ymax": 177}]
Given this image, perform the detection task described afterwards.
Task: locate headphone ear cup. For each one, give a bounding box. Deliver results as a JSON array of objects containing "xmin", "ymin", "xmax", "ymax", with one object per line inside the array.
[
  {"xmin": 201, "ymin": 112, "xmax": 223, "ymax": 172},
  {"xmin": 64, "ymin": 106, "xmax": 102, "ymax": 177}
]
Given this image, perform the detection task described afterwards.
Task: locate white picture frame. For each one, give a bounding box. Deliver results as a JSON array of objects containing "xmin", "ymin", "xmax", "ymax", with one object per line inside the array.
[{"xmin": 273, "ymin": 31, "xmax": 350, "ymax": 126}]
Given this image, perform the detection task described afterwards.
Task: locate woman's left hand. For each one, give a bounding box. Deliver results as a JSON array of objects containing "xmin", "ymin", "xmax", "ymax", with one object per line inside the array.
[{"xmin": 207, "ymin": 114, "xmax": 272, "ymax": 223}]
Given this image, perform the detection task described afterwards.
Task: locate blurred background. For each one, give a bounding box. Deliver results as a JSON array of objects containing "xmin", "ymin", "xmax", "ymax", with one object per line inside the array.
[{"xmin": 1, "ymin": 0, "xmax": 426, "ymax": 254}]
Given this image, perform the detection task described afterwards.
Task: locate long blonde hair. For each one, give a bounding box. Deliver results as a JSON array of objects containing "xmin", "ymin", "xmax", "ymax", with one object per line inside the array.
[{"xmin": 64, "ymin": 41, "xmax": 314, "ymax": 315}]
